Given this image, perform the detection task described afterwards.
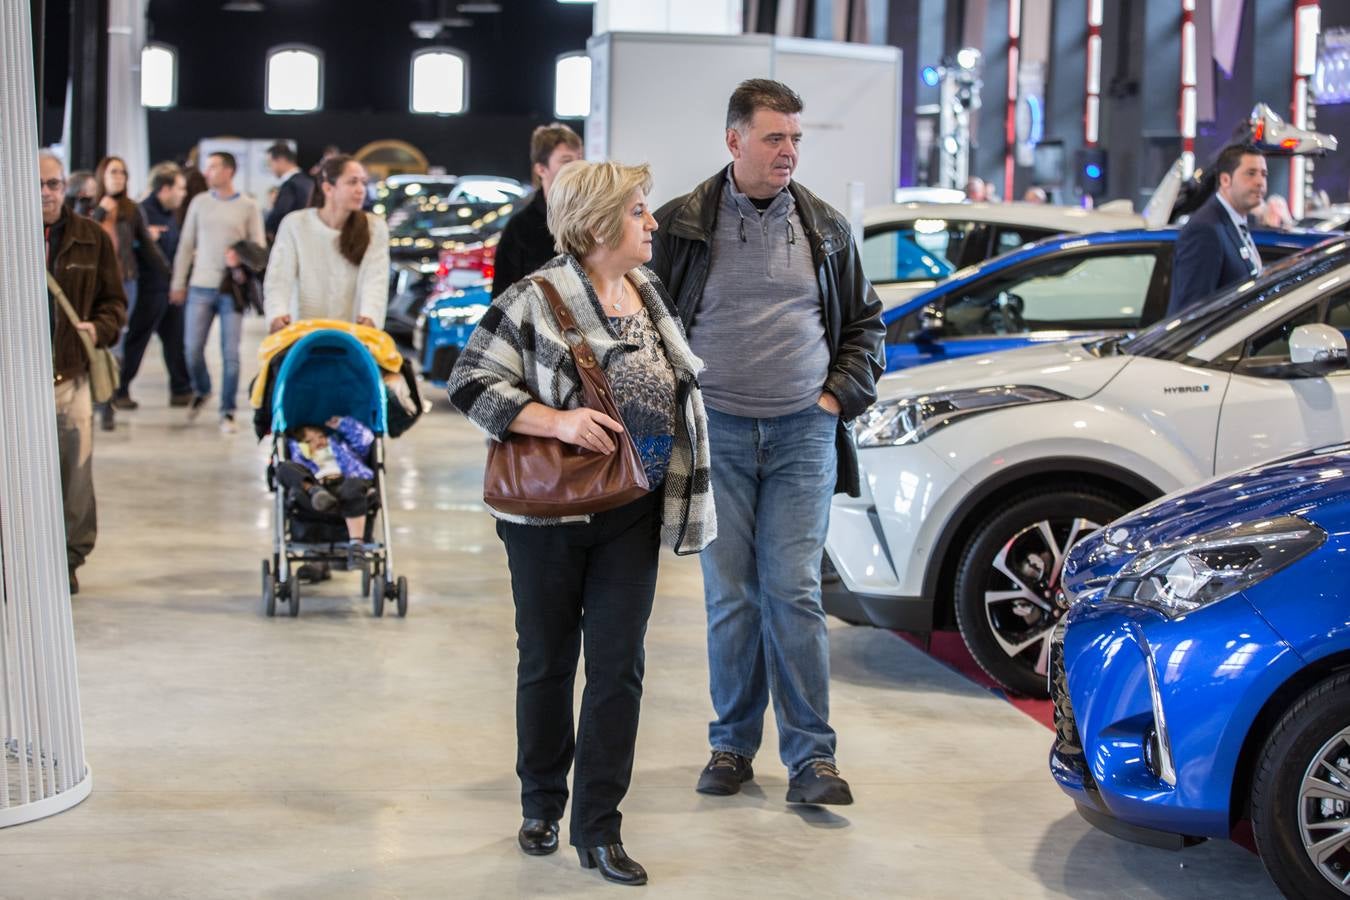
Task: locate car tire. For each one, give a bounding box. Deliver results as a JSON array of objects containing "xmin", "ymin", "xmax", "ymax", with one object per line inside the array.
[
  {"xmin": 1252, "ymin": 671, "xmax": 1350, "ymax": 899},
  {"xmin": 953, "ymin": 487, "xmax": 1130, "ymax": 697}
]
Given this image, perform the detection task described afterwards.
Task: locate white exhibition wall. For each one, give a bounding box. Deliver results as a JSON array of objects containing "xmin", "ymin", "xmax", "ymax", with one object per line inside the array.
[{"xmin": 587, "ymin": 31, "xmax": 901, "ymax": 215}]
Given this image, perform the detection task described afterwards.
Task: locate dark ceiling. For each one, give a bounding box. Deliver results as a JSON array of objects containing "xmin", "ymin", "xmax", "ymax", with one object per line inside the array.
[{"xmin": 43, "ymin": 0, "xmax": 594, "ymax": 117}]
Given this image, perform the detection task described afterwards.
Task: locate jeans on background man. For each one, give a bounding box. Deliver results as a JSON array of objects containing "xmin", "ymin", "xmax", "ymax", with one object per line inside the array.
[{"xmin": 184, "ymin": 287, "xmax": 242, "ymax": 418}]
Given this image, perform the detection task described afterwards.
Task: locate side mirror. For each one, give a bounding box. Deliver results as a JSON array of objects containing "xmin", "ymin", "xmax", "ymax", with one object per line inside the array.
[
  {"xmin": 910, "ymin": 303, "xmax": 945, "ymax": 342},
  {"xmin": 1290, "ymin": 323, "xmax": 1348, "ymax": 367}
]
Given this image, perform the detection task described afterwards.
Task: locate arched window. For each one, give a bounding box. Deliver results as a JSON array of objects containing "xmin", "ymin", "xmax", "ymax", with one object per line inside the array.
[
  {"xmin": 266, "ymin": 44, "xmax": 323, "ymax": 113},
  {"xmin": 140, "ymin": 42, "xmax": 177, "ymax": 109},
  {"xmin": 410, "ymin": 48, "xmax": 468, "ymax": 115},
  {"xmin": 554, "ymin": 52, "xmax": 590, "ymax": 119}
]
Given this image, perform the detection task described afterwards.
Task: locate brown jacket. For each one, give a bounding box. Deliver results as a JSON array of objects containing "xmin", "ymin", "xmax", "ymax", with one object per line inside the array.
[{"xmin": 49, "ymin": 209, "xmax": 127, "ymax": 382}]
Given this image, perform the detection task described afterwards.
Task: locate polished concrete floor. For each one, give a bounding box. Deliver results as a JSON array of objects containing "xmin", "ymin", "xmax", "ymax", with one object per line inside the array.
[{"xmin": 2, "ymin": 324, "xmax": 1278, "ymax": 898}]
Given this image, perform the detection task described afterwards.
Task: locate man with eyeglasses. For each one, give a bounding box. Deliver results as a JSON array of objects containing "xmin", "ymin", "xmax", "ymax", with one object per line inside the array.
[{"xmin": 39, "ymin": 150, "xmax": 127, "ymax": 595}]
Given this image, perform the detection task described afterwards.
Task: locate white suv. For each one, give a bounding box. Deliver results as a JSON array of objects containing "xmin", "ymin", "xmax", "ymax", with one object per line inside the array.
[{"xmin": 825, "ymin": 238, "xmax": 1350, "ymax": 696}]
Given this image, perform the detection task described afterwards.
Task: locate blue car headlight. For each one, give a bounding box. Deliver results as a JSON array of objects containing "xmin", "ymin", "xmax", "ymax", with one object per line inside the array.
[
  {"xmin": 1105, "ymin": 515, "xmax": 1326, "ymax": 617},
  {"xmin": 855, "ymin": 385, "xmax": 1065, "ymax": 448}
]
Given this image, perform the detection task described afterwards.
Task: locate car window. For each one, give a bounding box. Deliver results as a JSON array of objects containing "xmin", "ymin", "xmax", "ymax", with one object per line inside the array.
[
  {"xmin": 862, "ymin": 219, "xmax": 972, "ymax": 283},
  {"xmin": 992, "ymin": 226, "xmax": 1056, "ymax": 255},
  {"xmin": 1246, "ymin": 289, "xmax": 1350, "ymax": 361},
  {"xmin": 942, "ymin": 251, "xmax": 1159, "ymax": 336}
]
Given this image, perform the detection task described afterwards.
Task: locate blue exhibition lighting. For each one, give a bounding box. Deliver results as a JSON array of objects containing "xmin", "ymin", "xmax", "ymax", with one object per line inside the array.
[
  {"xmin": 921, "ymin": 65, "xmax": 940, "ymax": 87},
  {"xmin": 1085, "ymin": 163, "xmax": 1102, "ymax": 179}
]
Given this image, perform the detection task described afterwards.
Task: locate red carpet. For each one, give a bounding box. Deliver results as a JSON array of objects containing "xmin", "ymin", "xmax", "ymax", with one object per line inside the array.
[{"xmin": 895, "ymin": 630, "xmax": 1055, "ymax": 730}]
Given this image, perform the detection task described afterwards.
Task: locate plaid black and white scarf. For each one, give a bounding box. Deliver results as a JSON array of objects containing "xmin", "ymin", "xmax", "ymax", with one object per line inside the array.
[{"xmin": 448, "ymin": 254, "xmax": 716, "ymax": 555}]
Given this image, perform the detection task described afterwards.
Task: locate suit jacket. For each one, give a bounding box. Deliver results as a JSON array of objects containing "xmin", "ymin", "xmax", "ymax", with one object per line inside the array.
[
  {"xmin": 1166, "ymin": 195, "xmax": 1260, "ymax": 317},
  {"xmin": 265, "ymin": 170, "xmax": 315, "ymax": 240}
]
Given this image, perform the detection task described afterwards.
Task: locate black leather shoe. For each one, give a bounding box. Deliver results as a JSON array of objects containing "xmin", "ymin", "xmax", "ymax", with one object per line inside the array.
[
  {"xmin": 786, "ymin": 760, "xmax": 853, "ymax": 805},
  {"xmin": 111, "ymin": 394, "xmax": 138, "ymax": 410},
  {"xmin": 99, "ymin": 403, "xmax": 115, "ymax": 431},
  {"xmin": 577, "ymin": 844, "xmax": 647, "ymax": 886},
  {"xmin": 696, "ymin": 751, "xmax": 754, "ymax": 796},
  {"xmin": 517, "ymin": 818, "xmax": 559, "ymax": 856}
]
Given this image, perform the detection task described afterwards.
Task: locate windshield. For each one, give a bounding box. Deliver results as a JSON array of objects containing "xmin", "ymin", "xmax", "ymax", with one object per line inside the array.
[{"xmin": 1121, "ymin": 239, "xmax": 1348, "ymax": 360}]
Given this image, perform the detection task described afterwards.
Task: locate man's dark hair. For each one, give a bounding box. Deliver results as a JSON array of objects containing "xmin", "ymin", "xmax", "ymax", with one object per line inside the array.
[
  {"xmin": 726, "ymin": 78, "xmax": 803, "ymax": 132},
  {"xmin": 147, "ymin": 162, "xmax": 182, "ymax": 194},
  {"xmin": 208, "ymin": 151, "xmax": 237, "ymax": 173},
  {"xmin": 1214, "ymin": 143, "xmax": 1262, "ymax": 181},
  {"xmin": 266, "ymin": 141, "xmax": 297, "ymax": 164}
]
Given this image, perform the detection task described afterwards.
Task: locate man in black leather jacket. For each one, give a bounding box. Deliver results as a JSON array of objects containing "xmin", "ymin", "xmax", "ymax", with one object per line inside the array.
[{"xmin": 648, "ymin": 79, "xmax": 883, "ymax": 808}]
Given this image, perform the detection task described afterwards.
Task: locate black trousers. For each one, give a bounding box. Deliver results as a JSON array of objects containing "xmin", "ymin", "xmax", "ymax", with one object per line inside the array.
[
  {"xmin": 496, "ymin": 492, "xmax": 660, "ymax": 847},
  {"xmin": 275, "ymin": 461, "xmax": 372, "ymax": 518},
  {"xmin": 119, "ymin": 287, "xmax": 191, "ymax": 398}
]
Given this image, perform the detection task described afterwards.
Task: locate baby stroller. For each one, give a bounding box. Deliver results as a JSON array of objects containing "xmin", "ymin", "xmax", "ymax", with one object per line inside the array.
[{"xmin": 258, "ymin": 329, "xmax": 410, "ymax": 618}]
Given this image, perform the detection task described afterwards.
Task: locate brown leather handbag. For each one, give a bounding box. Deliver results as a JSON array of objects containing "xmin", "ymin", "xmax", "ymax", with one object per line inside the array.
[{"xmin": 482, "ymin": 276, "xmax": 651, "ymax": 517}]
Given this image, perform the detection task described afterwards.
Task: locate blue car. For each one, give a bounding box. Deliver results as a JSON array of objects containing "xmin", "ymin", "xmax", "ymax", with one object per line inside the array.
[
  {"xmin": 1052, "ymin": 444, "xmax": 1350, "ymax": 897},
  {"xmin": 412, "ymin": 282, "xmax": 492, "ymax": 389},
  {"xmin": 881, "ymin": 227, "xmax": 1328, "ymax": 371}
]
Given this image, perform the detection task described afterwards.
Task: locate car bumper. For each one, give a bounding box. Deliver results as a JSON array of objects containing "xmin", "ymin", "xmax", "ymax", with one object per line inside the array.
[
  {"xmin": 825, "ymin": 441, "xmax": 966, "ymax": 609},
  {"xmin": 1050, "ymin": 594, "xmax": 1303, "ymax": 841}
]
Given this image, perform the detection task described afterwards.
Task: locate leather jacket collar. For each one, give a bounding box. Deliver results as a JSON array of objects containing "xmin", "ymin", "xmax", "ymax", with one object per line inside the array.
[{"xmin": 664, "ymin": 166, "xmax": 849, "ymax": 259}]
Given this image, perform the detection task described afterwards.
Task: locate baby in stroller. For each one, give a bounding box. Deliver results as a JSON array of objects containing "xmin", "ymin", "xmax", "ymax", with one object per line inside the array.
[
  {"xmin": 257, "ymin": 326, "xmax": 417, "ymax": 617},
  {"xmin": 276, "ymin": 415, "xmax": 376, "ymax": 548}
]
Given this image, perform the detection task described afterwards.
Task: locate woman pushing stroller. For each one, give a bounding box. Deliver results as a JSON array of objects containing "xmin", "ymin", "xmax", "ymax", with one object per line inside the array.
[{"xmin": 275, "ymin": 415, "xmax": 375, "ymax": 548}]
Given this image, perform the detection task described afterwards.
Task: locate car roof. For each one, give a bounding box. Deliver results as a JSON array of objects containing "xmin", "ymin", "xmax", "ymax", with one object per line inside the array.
[
  {"xmin": 862, "ymin": 201, "xmax": 1146, "ymax": 232},
  {"xmin": 881, "ymin": 226, "xmax": 1331, "ymax": 323}
]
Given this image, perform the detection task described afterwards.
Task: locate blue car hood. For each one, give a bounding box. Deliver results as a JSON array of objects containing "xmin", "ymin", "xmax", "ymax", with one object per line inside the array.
[{"xmin": 1064, "ymin": 444, "xmax": 1350, "ymax": 595}]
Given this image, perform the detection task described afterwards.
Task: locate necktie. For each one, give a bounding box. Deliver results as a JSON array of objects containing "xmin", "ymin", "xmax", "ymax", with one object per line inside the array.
[{"xmin": 1238, "ymin": 223, "xmax": 1263, "ymax": 275}]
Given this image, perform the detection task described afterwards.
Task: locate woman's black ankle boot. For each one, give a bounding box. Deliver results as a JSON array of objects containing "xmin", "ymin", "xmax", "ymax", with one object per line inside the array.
[
  {"xmin": 577, "ymin": 843, "xmax": 647, "ymax": 886},
  {"xmin": 517, "ymin": 818, "xmax": 559, "ymax": 855}
]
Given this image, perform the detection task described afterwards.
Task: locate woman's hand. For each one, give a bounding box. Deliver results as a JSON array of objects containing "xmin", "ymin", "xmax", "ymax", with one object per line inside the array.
[
  {"xmin": 269, "ymin": 315, "xmax": 291, "ymax": 333},
  {"xmin": 552, "ymin": 408, "xmax": 624, "ymax": 454},
  {"xmin": 356, "ymin": 316, "xmax": 375, "ymax": 328}
]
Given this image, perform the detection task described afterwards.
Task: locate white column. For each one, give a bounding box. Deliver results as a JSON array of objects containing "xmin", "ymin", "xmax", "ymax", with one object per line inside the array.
[
  {"xmin": 106, "ymin": 0, "xmax": 150, "ymax": 189},
  {"xmin": 0, "ymin": 0, "xmax": 94, "ymax": 827}
]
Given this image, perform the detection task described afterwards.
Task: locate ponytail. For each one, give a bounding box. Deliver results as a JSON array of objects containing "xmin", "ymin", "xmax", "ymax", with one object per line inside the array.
[{"xmin": 311, "ymin": 154, "xmax": 371, "ymax": 267}]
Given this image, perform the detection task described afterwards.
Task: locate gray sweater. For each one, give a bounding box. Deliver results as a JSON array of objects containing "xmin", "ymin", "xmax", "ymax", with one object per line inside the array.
[
  {"xmin": 171, "ymin": 191, "xmax": 265, "ymax": 292},
  {"xmin": 687, "ymin": 174, "xmax": 830, "ymax": 418}
]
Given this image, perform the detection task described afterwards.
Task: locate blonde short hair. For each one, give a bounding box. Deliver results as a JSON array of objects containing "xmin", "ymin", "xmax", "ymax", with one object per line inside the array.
[{"xmin": 546, "ymin": 160, "xmax": 653, "ymax": 259}]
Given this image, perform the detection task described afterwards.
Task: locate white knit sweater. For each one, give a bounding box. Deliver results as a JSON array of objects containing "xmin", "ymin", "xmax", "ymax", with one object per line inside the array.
[{"xmin": 263, "ymin": 209, "xmax": 390, "ymax": 327}]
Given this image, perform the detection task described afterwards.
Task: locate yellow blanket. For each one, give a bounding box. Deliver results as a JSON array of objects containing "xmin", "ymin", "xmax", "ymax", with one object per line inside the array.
[{"xmin": 250, "ymin": 319, "xmax": 404, "ymax": 409}]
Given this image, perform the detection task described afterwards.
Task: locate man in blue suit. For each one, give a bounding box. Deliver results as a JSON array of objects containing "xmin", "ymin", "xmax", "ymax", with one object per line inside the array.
[{"xmin": 1167, "ymin": 144, "xmax": 1268, "ymax": 317}]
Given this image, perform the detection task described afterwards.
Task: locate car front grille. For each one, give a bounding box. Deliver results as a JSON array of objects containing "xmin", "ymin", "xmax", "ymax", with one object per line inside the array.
[{"xmin": 1050, "ymin": 621, "xmax": 1093, "ymax": 785}]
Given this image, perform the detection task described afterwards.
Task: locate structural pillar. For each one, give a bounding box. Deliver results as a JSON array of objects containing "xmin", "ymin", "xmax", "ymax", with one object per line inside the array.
[{"xmin": 0, "ymin": 0, "xmax": 94, "ymax": 828}]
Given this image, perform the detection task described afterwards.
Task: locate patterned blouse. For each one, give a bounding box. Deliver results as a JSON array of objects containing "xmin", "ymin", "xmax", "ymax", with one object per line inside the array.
[{"xmin": 608, "ymin": 306, "xmax": 677, "ymax": 488}]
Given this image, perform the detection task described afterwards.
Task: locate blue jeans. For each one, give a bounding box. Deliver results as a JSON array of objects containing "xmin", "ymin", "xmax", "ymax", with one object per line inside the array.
[
  {"xmin": 184, "ymin": 287, "xmax": 241, "ymax": 417},
  {"xmin": 701, "ymin": 404, "xmax": 838, "ymax": 777}
]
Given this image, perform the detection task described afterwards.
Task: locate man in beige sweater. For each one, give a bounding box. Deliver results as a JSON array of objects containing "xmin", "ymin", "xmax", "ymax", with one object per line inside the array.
[{"xmin": 170, "ymin": 151, "xmax": 265, "ymax": 434}]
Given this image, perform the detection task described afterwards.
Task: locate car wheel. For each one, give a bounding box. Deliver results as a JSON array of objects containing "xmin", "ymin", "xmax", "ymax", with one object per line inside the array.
[
  {"xmin": 953, "ymin": 488, "xmax": 1128, "ymax": 697},
  {"xmin": 1252, "ymin": 671, "xmax": 1350, "ymax": 899}
]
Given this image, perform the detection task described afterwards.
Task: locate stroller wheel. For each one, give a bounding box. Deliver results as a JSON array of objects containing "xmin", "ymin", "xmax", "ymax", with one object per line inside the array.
[
  {"xmin": 371, "ymin": 574, "xmax": 386, "ymax": 618},
  {"xmin": 261, "ymin": 560, "xmax": 276, "ymax": 617},
  {"xmin": 396, "ymin": 576, "xmax": 408, "ymax": 618},
  {"xmin": 289, "ymin": 576, "xmax": 301, "ymax": 617}
]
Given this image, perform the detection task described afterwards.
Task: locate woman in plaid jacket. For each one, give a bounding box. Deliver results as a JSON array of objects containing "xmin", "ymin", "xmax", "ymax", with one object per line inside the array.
[{"xmin": 449, "ymin": 161, "xmax": 714, "ymax": 887}]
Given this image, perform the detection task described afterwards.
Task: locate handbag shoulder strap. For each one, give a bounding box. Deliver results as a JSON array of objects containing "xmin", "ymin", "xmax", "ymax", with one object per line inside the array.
[
  {"xmin": 530, "ymin": 275, "xmax": 601, "ymax": 371},
  {"xmin": 47, "ymin": 272, "xmax": 84, "ymax": 330}
]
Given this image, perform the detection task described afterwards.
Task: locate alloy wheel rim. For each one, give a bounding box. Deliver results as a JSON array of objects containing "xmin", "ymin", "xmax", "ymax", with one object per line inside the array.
[
  {"xmin": 983, "ymin": 517, "xmax": 1099, "ymax": 678},
  {"xmin": 1299, "ymin": 728, "xmax": 1350, "ymax": 894}
]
